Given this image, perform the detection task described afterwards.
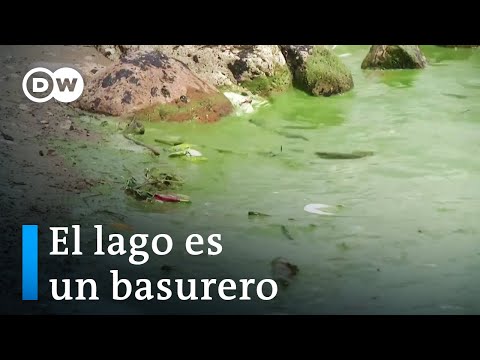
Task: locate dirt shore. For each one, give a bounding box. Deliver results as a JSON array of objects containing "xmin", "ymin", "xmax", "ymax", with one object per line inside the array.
[{"xmin": 0, "ymin": 45, "xmax": 112, "ymax": 313}]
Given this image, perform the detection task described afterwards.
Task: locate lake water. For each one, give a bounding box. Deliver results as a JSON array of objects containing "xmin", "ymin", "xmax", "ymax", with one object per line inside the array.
[{"xmin": 62, "ymin": 45, "xmax": 480, "ymax": 314}]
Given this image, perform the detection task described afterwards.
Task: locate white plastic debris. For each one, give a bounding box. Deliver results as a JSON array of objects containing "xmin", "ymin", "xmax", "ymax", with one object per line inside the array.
[
  {"xmin": 185, "ymin": 149, "xmax": 203, "ymax": 157},
  {"xmin": 223, "ymin": 92, "xmax": 269, "ymax": 116},
  {"xmin": 304, "ymin": 203, "xmax": 335, "ymax": 216}
]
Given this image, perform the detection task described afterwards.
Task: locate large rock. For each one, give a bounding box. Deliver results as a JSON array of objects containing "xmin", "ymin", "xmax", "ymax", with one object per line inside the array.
[
  {"xmin": 95, "ymin": 45, "xmax": 292, "ymax": 96},
  {"xmin": 280, "ymin": 45, "xmax": 354, "ymax": 97},
  {"xmin": 361, "ymin": 45, "xmax": 427, "ymax": 69},
  {"xmin": 76, "ymin": 51, "xmax": 233, "ymax": 123}
]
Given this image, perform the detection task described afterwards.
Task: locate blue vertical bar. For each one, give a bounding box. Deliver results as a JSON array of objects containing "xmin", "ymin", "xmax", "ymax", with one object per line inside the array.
[{"xmin": 22, "ymin": 225, "xmax": 38, "ymax": 300}]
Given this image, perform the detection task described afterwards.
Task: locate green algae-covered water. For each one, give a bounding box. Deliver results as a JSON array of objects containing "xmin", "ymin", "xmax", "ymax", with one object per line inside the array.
[{"xmin": 60, "ymin": 45, "xmax": 480, "ymax": 314}]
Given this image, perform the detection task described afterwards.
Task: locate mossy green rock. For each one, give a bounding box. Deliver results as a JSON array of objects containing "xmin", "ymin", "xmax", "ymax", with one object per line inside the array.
[
  {"xmin": 133, "ymin": 92, "xmax": 232, "ymax": 123},
  {"xmin": 281, "ymin": 45, "xmax": 353, "ymax": 97},
  {"xmin": 361, "ymin": 45, "xmax": 427, "ymax": 69},
  {"xmin": 241, "ymin": 65, "xmax": 292, "ymax": 97}
]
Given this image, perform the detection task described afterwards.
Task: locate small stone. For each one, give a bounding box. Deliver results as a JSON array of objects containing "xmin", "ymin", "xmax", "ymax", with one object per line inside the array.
[
  {"xmin": 59, "ymin": 119, "xmax": 73, "ymax": 130},
  {"xmin": 0, "ymin": 131, "xmax": 13, "ymax": 141}
]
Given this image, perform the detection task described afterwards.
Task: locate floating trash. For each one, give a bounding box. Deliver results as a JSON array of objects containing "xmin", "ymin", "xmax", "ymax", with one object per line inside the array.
[
  {"xmin": 185, "ymin": 149, "xmax": 202, "ymax": 157},
  {"xmin": 154, "ymin": 194, "xmax": 191, "ymax": 203},
  {"xmin": 315, "ymin": 151, "xmax": 374, "ymax": 159},
  {"xmin": 124, "ymin": 168, "xmax": 185, "ymax": 201},
  {"xmin": 304, "ymin": 203, "xmax": 335, "ymax": 216},
  {"xmin": 154, "ymin": 135, "xmax": 184, "ymax": 146},
  {"xmin": 271, "ymin": 257, "xmax": 299, "ymax": 287},
  {"xmin": 169, "ymin": 144, "xmax": 207, "ymax": 161},
  {"xmin": 248, "ymin": 211, "xmax": 271, "ymax": 217},
  {"xmin": 223, "ymin": 91, "xmax": 269, "ymax": 116},
  {"xmin": 280, "ymin": 225, "xmax": 294, "ymax": 240}
]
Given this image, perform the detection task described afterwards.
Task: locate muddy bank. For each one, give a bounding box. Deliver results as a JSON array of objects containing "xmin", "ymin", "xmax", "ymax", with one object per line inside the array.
[
  {"xmin": 0, "ymin": 45, "xmax": 242, "ymax": 314},
  {"xmin": 0, "ymin": 45, "xmax": 112, "ymax": 313}
]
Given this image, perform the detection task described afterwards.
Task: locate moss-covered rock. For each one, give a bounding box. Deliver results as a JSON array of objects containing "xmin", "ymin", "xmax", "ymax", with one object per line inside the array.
[
  {"xmin": 240, "ymin": 65, "xmax": 292, "ymax": 97},
  {"xmin": 133, "ymin": 91, "xmax": 232, "ymax": 123},
  {"xmin": 281, "ymin": 45, "xmax": 353, "ymax": 97},
  {"xmin": 361, "ymin": 45, "xmax": 427, "ymax": 69}
]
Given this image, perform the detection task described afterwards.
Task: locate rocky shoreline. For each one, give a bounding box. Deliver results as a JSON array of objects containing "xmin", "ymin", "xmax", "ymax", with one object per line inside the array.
[
  {"xmin": 78, "ymin": 45, "xmax": 477, "ymax": 123},
  {"xmin": 84, "ymin": 45, "xmax": 356, "ymax": 121}
]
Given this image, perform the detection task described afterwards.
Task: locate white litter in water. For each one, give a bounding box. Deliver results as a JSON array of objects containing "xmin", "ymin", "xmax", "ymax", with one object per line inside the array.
[
  {"xmin": 304, "ymin": 203, "xmax": 335, "ymax": 216},
  {"xmin": 339, "ymin": 53, "xmax": 352, "ymax": 58},
  {"xmin": 223, "ymin": 92, "xmax": 245, "ymax": 104},
  {"xmin": 223, "ymin": 91, "xmax": 269, "ymax": 116},
  {"xmin": 185, "ymin": 149, "xmax": 203, "ymax": 157}
]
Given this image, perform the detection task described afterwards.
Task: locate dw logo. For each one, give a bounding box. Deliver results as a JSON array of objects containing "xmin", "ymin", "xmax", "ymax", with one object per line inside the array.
[{"xmin": 22, "ymin": 67, "xmax": 84, "ymax": 103}]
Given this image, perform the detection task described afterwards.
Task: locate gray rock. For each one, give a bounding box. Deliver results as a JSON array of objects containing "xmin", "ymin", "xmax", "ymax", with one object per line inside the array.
[
  {"xmin": 95, "ymin": 45, "xmax": 127, "ymax": 61},
  {"xmin": 280, "ymin": 45, "xmax": 314, "ymax": 70},
  {"xmin": 95, "ymin": 45, "xmax": 292, "ymax": 96},
  {"xmin": 361, "ymin": 45, "xmax": 427, "ymax": 69},
  {"xmin": 59, "ymin": 119, "xmax": 73, "ymax": 130}
]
